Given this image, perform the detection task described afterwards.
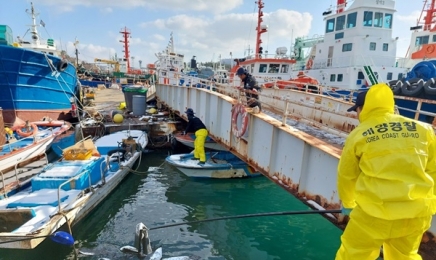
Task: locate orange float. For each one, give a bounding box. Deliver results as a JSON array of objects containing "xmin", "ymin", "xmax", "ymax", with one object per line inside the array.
[{"xmin": 15, "ymin": 123, "xmax": 38, "ymax": 137}]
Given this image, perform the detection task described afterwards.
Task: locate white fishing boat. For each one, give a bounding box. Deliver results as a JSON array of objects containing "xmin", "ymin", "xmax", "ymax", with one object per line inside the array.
[
  {"xmin": 0, "ymin": 130, "xmax": 147, "ymax": 249},
  {"xmin": 166, "ymin": 151, "xmax": 261, "ymax": 178},
  {"xmin": 1, "ymin": 119, "xmax": 71, "ymax": 173}
]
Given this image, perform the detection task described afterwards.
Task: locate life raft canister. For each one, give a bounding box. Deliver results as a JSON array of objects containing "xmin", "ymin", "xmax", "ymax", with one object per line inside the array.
[{"xmin": 231, "ymin": 103, "xmax": 249, "ymax": 138}]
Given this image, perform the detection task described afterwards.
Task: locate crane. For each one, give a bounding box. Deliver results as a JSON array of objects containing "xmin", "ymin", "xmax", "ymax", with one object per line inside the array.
[{"xmin": 94, "ymin": 58, "xmax": 121, "ymax": 72}]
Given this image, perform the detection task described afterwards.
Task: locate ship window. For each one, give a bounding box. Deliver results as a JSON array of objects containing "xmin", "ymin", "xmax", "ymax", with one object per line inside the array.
[
  {"xmin": 358, "ymin": 72, "xmax": 365, "ymax": 79},
  {"xmin": 347, "ymin": 12, "xmax": 357, "ymax": 28},
  {"xmin": 326, "ymin": 18, "xmax": 335, "ymax": 33},
  {"xmin": 384, "ymin": 13, "xmax": 393, "ymax": 29},
  {"xmin": 338, "ymin": 74, "xmax": 343, "ymax": 82},
  {"xmin": 330, "ymin": 74, "xmax": 336, "ymax": 82},
  {"xmin": 336, "ymin": 15, "xmax": 346, "ymax": 31},
  {"xmin": 363, "ymin": 11, "xmax": 373, "ymax": 27},
  {"xmin": 415, "ymin": 36, "xmax": 429, "ymax": 46},
  {"xmin": 342, "ymin": 43, "xmax": 353, "ymax": 52},
  {"xmin": 433, "ymin": 35, "xmax": 436, "ymax": 42},
  {"xmin": 398, "ymin": 73, "xmax": 403, "ymax": 80},
  {"xmin": 370, "ymin": 42, "xmax": 376, "ymax": 51},
  {"xmin": 335, "ymin": 32, "xmax": 344, "ymax": 39},
  {"xmin": 268, "ymin": 64, "xmax": 280, "ymax": 73},
  {"xmin": 259, "ymin": 64, "xmax": 268, "ymax": 73},
  {"xmin": 383, "ymin": 43, "xmax": 389, "ymax": 51},
  {"xmin": 374, "ymin": 12, "xmax": 383, "ymax": 28},
  {"xmin": 387, "ymin": 72, "xmax": 393, "ymax": 80},
  {"xmin": 280, "ymin": 64, "xmax": 289, "ymax": 73}
]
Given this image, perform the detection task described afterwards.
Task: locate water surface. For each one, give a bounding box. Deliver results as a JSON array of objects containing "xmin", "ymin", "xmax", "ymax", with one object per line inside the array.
[{"xmin": 0, "ymin": 150, "xmax": 342, "ymax": 259}]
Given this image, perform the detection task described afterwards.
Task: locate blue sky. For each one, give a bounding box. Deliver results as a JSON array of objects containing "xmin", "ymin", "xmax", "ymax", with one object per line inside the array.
[{"xmin": 1, "ymin": 0, "xmax": 420, "ymax": 69}]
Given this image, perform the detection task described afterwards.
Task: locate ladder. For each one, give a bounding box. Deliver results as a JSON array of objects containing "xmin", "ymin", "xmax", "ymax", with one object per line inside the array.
[{"xmin": 363, "ymin": 65, "xmax": 379, "ymax": 86}]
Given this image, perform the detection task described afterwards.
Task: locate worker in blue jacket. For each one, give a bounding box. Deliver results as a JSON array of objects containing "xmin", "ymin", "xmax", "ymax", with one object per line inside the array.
[{"xmin": 184, "ymin": 108, "xmax": 208, "ymax": 164}]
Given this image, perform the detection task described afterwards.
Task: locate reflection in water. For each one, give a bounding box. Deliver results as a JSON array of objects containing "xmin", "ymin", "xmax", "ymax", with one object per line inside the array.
[{"xmin": 0, "ymin": 150, "xmax": 342, "ymax": 260}]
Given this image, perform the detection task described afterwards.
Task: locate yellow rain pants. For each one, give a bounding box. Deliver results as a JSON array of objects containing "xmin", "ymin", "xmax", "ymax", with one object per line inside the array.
[
  {"xmin": 194, "ymin": 128, "xmax": 208, "ymax": 162},
  {"xmin": 335, "ymin": 206, "xmax": 432, "ymax": 260}
]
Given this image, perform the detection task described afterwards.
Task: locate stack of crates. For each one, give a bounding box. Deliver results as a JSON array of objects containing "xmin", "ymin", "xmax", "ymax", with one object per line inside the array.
[{"xmin": 0, "ymin": 25, "xmax": 13, "ymax": 46}]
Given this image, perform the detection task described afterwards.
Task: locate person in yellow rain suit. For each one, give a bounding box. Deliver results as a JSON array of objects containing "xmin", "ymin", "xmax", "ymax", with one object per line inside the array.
[
  {"xmin": 184, "ymin": 108, "xmax": 208, "ymax": 165},
  {"xmin": 336, "ymin": 83, "xmax": 436, "ymax": 260}
]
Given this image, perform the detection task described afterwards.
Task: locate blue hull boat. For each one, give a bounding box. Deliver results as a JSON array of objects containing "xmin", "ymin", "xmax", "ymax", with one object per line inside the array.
[
  {"xmin": 0, "ymin": 130, "xmax": 148, "ymax": 249},
  {"xmin": 0, "ymin": 3, "xmax": 79, "ymax": 124}
]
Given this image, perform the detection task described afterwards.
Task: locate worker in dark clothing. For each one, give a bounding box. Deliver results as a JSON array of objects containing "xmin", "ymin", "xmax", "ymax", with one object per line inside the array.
[
  {"xmin": 184, "ymin": 108, "xmax": 208, "ymax": 164},
  {"xmin": 235, "ymin": 67, "xmax": 261, "ymax": 110}
]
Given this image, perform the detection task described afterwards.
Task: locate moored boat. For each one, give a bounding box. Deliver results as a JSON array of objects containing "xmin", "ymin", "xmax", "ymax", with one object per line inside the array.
[
  {"xmin": 173, "ymin": 132, "xmax": 227, "ymax": 151},
  {"xmin": 0, "ymin": 2, "xmax": 79, "ymax": 124},
  {"xmin": 1, "ymin": 118, "xmax": 71, "ymax": 174},
  {"xmin": 166, "ymin": 151, "xmax": 261, "ymax": 178},
  {"xmin": 0, "ymin": 130, "xmax": 147, "ymax": 249}
]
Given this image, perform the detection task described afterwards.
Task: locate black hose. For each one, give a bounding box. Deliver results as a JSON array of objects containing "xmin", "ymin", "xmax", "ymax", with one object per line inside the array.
[{"xmin": 149, "ymin": 209, "xmax": 341, "ymax": 231}]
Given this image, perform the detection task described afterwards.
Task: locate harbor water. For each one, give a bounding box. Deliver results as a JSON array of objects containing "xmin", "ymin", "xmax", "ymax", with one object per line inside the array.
[{"xmin": 0, "ymin": 149, "xmax": 342, "ymax": 260}]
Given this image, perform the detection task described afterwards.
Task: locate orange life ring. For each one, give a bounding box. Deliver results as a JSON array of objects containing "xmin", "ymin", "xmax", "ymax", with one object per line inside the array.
[
  {"xmin": 426, "ymin": 45, "xmax": 435, "ymax": 54},
  {"xmin": 231, "ymin": 103, "xmax": 249, "ymax": 138},
  {"xmin": 306, "ymin": 59, "xmax": 313, "ymax": 69},
  {"xmin": 16, "ymin": 123, "xmax": 38, "ymax": 137}
]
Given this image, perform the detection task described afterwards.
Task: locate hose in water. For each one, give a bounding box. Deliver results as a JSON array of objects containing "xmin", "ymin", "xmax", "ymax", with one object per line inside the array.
[{"xmin": 148, "ymin": 209, "xmax": 341, "ymax": 231}]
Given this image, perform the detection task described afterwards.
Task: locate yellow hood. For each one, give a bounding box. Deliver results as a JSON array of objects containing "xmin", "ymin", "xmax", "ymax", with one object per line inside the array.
[{"xmin": 359, "ymin": 83, "xmax": 395, "ymax": 122}]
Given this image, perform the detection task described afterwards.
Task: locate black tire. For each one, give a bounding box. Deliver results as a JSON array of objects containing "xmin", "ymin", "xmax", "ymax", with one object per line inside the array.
[
  {"xmin": 424, "ymin": 77, "xmax": 436, "ymax": 95},
  {"xmin": 57, "ymin": 60, "xmax": 68, "ymax": 72},
  {"xmin": 401, "ymin": 78, "xmax": 424, "ymax": 97},
  {"xmin": 389, "ymin": 80, "xmax": 402, "ymax": 95},
  {"xmin": 107, "ymin": 148, "xmax": 126, "ymax": 161}
]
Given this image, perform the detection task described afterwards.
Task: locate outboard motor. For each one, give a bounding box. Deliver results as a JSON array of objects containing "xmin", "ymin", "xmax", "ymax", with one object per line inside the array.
[{"xmin": 134, "ymin": 222, "xmax": 152, "ymax": 255}]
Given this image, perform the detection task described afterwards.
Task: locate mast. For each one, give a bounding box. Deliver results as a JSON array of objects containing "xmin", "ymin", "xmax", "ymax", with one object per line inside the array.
[
  {"xmin": 119, "ymin": 27, "xmax": 131, "ymax": 72},
  {"xmin": 255, "ymin": 0, "xmax": 267, "ymax": 59},
  {"xmin": 337, "ymin": 0, "xmax": 346, "ymax": 14},
  {"xmin": 421, "ymin": 0, "xmax": 436, "ymax": 31},
  {"xmin": 27, "ymin": 2, "xmax": 40, "ymax": 45}
]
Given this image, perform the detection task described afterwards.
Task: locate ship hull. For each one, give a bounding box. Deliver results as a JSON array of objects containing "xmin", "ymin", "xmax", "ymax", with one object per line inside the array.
[{"xmin": 0, "ymin": 45, "xmax": 78, "ymax": 123}]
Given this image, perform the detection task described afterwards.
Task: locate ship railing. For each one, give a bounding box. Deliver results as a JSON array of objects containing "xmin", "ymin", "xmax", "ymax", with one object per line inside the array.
[
  {"xmin": 57, "ymin": 168, "xmax": 92, "ymax": 212},
  {"xmin": 161, "ymin": 74, "xmax": 436, "ymax": 134},
  {"xmin": 308, "ymin": 55, "xmax": 399, "ymax": 70},
  {"xmin": 0, "ymin": 152, "xmax": 49, "ymax": 199}
]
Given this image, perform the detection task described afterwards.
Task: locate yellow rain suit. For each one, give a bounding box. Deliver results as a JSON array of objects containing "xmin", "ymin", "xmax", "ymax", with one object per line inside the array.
[
  {"xmin": 194, "ymin": 128, "xmax": 208, "ymax": 162},
  {"xmin": 336, "ymin": 83, "xmax": 436, "ymax": 260}
]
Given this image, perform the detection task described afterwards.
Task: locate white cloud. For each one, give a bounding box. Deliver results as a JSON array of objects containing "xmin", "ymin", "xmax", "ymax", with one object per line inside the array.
[
  {"xmin": 396, "ymin": 10, "xmax": 420, "ymax": 26},
  {"xmin": 138, "ymin": 9, "xmax": 312, "ymax": 61},
  {"xmin": 101, "ymin": 7, "xmax": 113, "ymax": 13},
  {"xmin": 37, "ymin": 0, "xmax": 243, "ymax": 14}
]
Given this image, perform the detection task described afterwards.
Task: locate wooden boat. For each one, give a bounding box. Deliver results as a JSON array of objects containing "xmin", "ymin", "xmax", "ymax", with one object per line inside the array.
[
  {"xmin": 0, "ymin": 130, "xmax": 148, "ymax": 249},
  {"xmin": 166, "ymin": 151, "xmax": 261, "ymax": 178},
  {"xmin": 174, "ymin": 132, "xmax": 227, "ymax": 151},
  {"xmin": 1, "ymin": 120, "xmax": 70, "ymax": 173}
]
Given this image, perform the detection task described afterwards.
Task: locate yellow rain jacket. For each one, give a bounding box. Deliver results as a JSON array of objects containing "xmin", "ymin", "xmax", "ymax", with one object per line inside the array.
[{"xmin": 338, "ymin": 83, "xmax": 436, "ymax": 220}]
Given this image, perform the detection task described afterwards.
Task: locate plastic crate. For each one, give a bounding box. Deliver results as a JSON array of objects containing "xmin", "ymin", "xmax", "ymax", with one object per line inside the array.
[{"xmin": 64, "ymin": 149, "xmax": 92, "ymax": 160}]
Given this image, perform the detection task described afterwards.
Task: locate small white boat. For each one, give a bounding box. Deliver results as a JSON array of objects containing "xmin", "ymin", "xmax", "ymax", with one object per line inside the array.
[
  {"xmin": 166, "ymin": 151, "xmax": 261, "ymax": 178},
  {"xmin": 0, "ymin": 130, "xmax": 147, "ymax": 249},
  {"xmin": 173, "ymin": 132, "xmax": 227, "ymax": 151},
  {"xmin": 1, "ymin": 120, "xmax": 71, "ymax": 173}
]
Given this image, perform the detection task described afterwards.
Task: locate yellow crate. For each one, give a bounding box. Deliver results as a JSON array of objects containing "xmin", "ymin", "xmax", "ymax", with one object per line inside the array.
[{"xmin": 64, "ymin": 149, "xmax": 93, "ymax": 160}]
